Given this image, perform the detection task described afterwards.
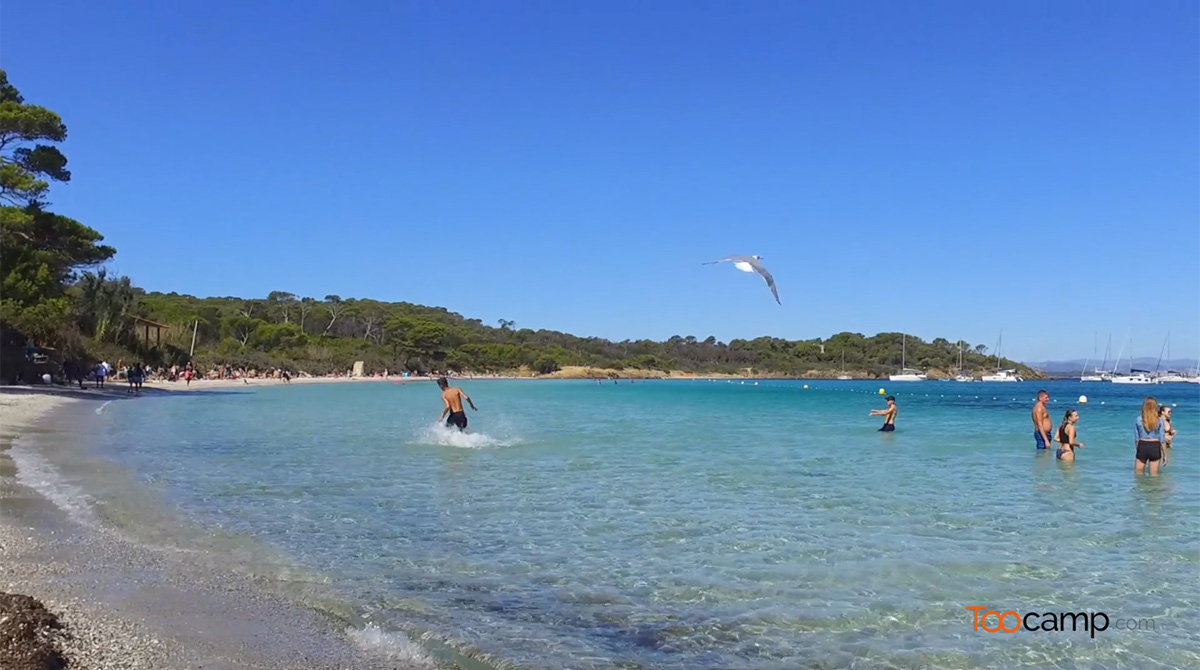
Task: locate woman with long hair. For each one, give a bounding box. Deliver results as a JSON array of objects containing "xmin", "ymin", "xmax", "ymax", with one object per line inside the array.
[
  {"xmin": 1056, "ymin": 409, "xmax": 1083, "ymax": 461},
  {"xmin": 1135, "ymin": 397, "xmax": 1167, "ymax": 475}
]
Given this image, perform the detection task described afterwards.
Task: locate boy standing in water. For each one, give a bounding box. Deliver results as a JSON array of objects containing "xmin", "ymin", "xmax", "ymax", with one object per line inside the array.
[
  {"xmin": 437, "ymin": 377, "xmax": 477, "ymax": 431},
  {"xmin": 870, "ymin": 396, "xmax": 898, "ymax": 431}
]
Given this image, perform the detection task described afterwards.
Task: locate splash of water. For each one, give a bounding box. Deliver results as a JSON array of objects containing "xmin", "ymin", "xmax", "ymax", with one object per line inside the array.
[
  {"xmin": 416, "ymin": 421, "xmax": 521, "ymax": 449},
  {"xmin": 346, "ymin": 625, "xmax": 434, "ymax": 667}
]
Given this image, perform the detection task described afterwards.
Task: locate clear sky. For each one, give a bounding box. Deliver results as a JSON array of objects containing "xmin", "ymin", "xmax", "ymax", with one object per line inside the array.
[{"xmin": 4, "ymin": 1, "xmax": 1197, "ymax": 361}]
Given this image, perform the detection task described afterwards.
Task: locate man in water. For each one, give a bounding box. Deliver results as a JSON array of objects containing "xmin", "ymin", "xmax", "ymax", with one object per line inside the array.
[
  {"xmin": 437, "ymin": 377, "xmax": 477, "ymax": 431},
  {"xmin": 1032, "ymin": 390, "xmax": 1052, "ymax": 450},
  {"xmin": 870, "ymin": 396, "xmax": 898, "ymax": 431}
]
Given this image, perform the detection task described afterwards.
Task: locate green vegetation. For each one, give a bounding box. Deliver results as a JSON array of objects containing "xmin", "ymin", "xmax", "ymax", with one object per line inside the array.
[
  {"xmin": 134, "ymin": 292, "xmax": 1036, "ymax": 378},
  {"xmin": 0, "ymin": 69, "xmax": 1035, "ymax": 380}
]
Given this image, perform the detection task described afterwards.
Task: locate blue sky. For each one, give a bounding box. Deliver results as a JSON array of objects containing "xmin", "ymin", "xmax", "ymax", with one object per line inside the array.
[{"xmin": 5, "ymin": 1, "xmax": 1197, "ymax": 361}]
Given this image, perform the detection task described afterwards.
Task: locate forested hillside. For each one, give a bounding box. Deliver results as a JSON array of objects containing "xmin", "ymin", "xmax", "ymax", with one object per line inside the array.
[
  {"xmin": 0, "ymin": 68, "xmax": 1035, "ymax": 380},
  {"xmin": 133, "ymin": 290, "xmax": 1030, "ymax": 378}
]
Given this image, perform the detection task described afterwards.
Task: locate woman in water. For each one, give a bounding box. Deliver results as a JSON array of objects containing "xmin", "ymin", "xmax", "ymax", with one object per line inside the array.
[
  {"xmin": 1160, "ymin": 405, "xmax": 1176, "ymax": 456},
  {"xmin": 1134, "ymin": 397, "xmax": 1167, "ymax": 475},
  {"xmin": 1056, "ymin": 409, "xmax": 1083, "ymax": 461}
]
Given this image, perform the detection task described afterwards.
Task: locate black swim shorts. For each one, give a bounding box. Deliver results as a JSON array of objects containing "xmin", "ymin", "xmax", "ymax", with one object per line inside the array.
[
  {"xmin": 1135, "ymin": 439, "xmax": 1161, "ymax": 463},
  {"xmin": 446, "ymin": 411, "xmax": 468, "ymax": 431}
]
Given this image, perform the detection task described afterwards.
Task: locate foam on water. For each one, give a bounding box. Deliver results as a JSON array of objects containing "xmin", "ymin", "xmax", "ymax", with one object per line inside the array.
[
  {"xmin": 416, "ymin": 421, "xmax": 521, "ymax": 449},
  {"xmin": 8, "ymin": 440, "xmax": 97, "ymax": 527},
  {"xmin": 346, "ymin": 625, "xmax": 434, "ymax": 668}
]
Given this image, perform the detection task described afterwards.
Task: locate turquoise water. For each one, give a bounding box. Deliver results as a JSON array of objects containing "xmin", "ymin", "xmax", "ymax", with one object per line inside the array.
[{"xmin": 37, "ymin": 380, "xmax": 1200, "ymax": 668}]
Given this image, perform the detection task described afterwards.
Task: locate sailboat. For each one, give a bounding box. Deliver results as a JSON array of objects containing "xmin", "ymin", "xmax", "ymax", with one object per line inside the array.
[
  {"xmin": 889, "ymin": 334, "xmax": 928, "ymax": 381},
  {"xmin": 1110, "ymin": 338, "xmax": 1157, "ymax": 384},
  {"xmin": 1080, "ymin": 332, "xmax": 1105, "ymax": 382},
  {"xmin": 837, "ymin": 350, "xmax": 852, "ymax": 380},
  {"xmin": 1081, "ymin": 334, "xmax": 1112, "ymax": 382},
  {"xmin": 1154, "ymin": 332, "xmax": 1190, "ymax": 383},
  {"xmin": 980, "ymin": 330, "xmax": 1023, "ymax": 382},
  {"xmin": 1156, "ymin": 371, "xmax": 1189, "ymax": 383},
  {"xmin": 954, "ymin": 341, "xmax": 975, "ymax": 382}
]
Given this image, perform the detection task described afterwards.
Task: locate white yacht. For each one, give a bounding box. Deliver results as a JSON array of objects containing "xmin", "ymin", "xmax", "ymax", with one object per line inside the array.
[
  {"xmin": 953, "ymin": 342, "xmax": 975, "ymax": 381},
  {"xmin": 1111, "ymin": 370, "xmax": 1158, "ymax": 385},
  {"xmin": 1080, "ymin": 333, "xmax": 1110, "ymax": 382},
  {"xmin": 981, "ymin": 331, "xmax": 1022, "ymax": 382},
  {"xmin": 890, "ymin": 368, "xmax": 928, "ymax": 382},
  {"xmin": 888, "ymin": 335, "xmax": 927, "ymax": 381},
  {"xmin": 837, "ymin": 350, "xmax": 852, "ymax": 380},
  {"xmin": 1150, "ymin": 335, "xmax": 1192, "ymax": 383},
  {"xmin": 1155, "ymin": 370, "xmax": 1191, "ymax": 384},
  {"xmin": 981, "ymin": 369, "xmax": 1024, "ymax": 382}
]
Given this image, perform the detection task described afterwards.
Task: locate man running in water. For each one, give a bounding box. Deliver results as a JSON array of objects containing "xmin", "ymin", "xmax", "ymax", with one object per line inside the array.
[
  {"xmin": 1032, "ymin": 390, "xmax": 1052, "ymax": 450},
  {"xmin": 437, "ymin": 377, "xmax": 477, "ymax": 431},
  {"xmin": 870, "ymin": 396, "xmax": 898, "ymax": 432}
]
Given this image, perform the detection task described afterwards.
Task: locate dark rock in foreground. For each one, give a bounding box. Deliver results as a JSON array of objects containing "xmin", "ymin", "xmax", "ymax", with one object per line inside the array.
[{"xmin": 0, "ymin": 592, "xmax": 68, "ymax": 670}]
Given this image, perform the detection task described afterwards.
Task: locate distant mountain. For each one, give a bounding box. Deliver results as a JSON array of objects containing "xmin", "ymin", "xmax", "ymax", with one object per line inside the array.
[{"xmin": 1029, "ymin": 358, "xmax": 1200, "ymax": 374}]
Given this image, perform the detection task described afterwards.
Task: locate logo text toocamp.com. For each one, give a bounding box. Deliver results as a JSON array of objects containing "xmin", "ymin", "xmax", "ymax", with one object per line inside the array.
[{"xmin": 965, "ymin": 607, "xmax": 1154, "ymax": 638}]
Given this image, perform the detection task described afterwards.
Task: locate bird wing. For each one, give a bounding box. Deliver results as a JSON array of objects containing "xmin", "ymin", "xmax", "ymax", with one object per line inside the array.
[
  {"xmin": 701, "ymin": 255, "xmax": 752, "ymax": 265},
  {"xmin": 751, "ymin": 262, "xmax": 781, "ymax": 305}
]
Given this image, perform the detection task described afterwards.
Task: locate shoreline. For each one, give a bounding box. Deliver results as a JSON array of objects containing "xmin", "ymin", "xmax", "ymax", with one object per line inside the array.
[
  {"xmin": 2, "ymin": 363, "xmax": 1053, "ymax": 398},
  {"xmin": 0, "ymin": 391, "xmax": 429, "ymax": 670}
]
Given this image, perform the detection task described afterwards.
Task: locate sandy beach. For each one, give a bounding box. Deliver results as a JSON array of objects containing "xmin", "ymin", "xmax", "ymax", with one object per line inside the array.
[{"xmin": 0, "ymin": 389, "xmax": 427, "ymax": 670}]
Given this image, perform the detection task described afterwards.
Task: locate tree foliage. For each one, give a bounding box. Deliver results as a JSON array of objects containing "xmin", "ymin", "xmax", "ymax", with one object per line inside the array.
[
  {"xmin": 123, "ymin": 290, "xmax": 1033, "ymax": 377},
  {"xmin": 0, "ymin": 70, "xmax": 116, "ymax": 358},
  {"xmin": 0, "ymin": 69, "xmax": 70, "ymax": 207}
]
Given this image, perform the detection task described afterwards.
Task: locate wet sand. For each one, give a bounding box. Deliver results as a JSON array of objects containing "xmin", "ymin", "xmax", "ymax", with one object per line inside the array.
[{"xmin": 0, "ymin": 391, "xmax": 427, "ymax": 670}]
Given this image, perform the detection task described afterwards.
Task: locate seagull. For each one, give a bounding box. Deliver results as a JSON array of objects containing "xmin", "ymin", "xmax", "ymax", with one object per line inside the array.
[{"xmin": 702, "ymin": 255, "xmax": 781, "ymax": 304}]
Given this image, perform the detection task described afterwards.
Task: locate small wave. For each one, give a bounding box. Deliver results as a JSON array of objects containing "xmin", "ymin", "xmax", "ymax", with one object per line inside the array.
[
  {"xmin": 417, "ymin": 422, "xmax": 521, "ymax": 449},
  {"xmin": 347, "ymin": 625, "xmax": 434, "ymax": 668},
  {"xmin": 8, "ymin": 443, "xmax": 97, "ymax": 527}
]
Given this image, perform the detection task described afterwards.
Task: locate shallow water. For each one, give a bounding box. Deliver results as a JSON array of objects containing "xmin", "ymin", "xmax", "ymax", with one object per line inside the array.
[{"xmin": 17, "ymin": 380, "xmax": 1200, "ymax": 669}]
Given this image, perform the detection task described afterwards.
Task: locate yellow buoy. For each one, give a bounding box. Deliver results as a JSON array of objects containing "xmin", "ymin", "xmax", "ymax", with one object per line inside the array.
[
  {"xmin": 878, "ymin": 388, "xmax": 886, "ymax": 395},
  {"xmin": 803, "ymin": 384, "xmax": 809, "ymax": 389},
  {"xmin": 1078, "ymin": 395, "xmax": 1088, "ymax": 404}
]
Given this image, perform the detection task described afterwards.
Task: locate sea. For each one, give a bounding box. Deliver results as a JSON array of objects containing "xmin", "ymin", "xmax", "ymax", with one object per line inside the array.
[{"xmin": 11, "ymin": 379, "xmax": 1200, "ymax": 669}]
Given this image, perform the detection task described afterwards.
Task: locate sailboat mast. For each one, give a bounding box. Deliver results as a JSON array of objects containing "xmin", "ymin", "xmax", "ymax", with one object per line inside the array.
[
  {"xmin": 1155, "ymin": 332, "xmax": 1169, "ymax": 375},
  {"xmin": 1082, "ymin": 331, "xmax": 1094, "ymax": 375}
]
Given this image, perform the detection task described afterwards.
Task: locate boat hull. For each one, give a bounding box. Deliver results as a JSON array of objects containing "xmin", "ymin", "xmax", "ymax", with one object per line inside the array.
[
  {"xmin": 1155, "ymin": 375, "xmax": 1190, "ymax": 383},
  {"xmin": 888, "ymin": 375, "xmax": 927, "ymax": 382},
  {"xmin": 1111, "ymin": 376, "xmax": 1157, "ymax": 385}
]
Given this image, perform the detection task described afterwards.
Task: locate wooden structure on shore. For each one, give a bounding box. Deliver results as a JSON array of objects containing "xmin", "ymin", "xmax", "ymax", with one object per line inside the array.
[{"xmin": 132, "ymin": 316, "xmax": 170, "ymax": 347}]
